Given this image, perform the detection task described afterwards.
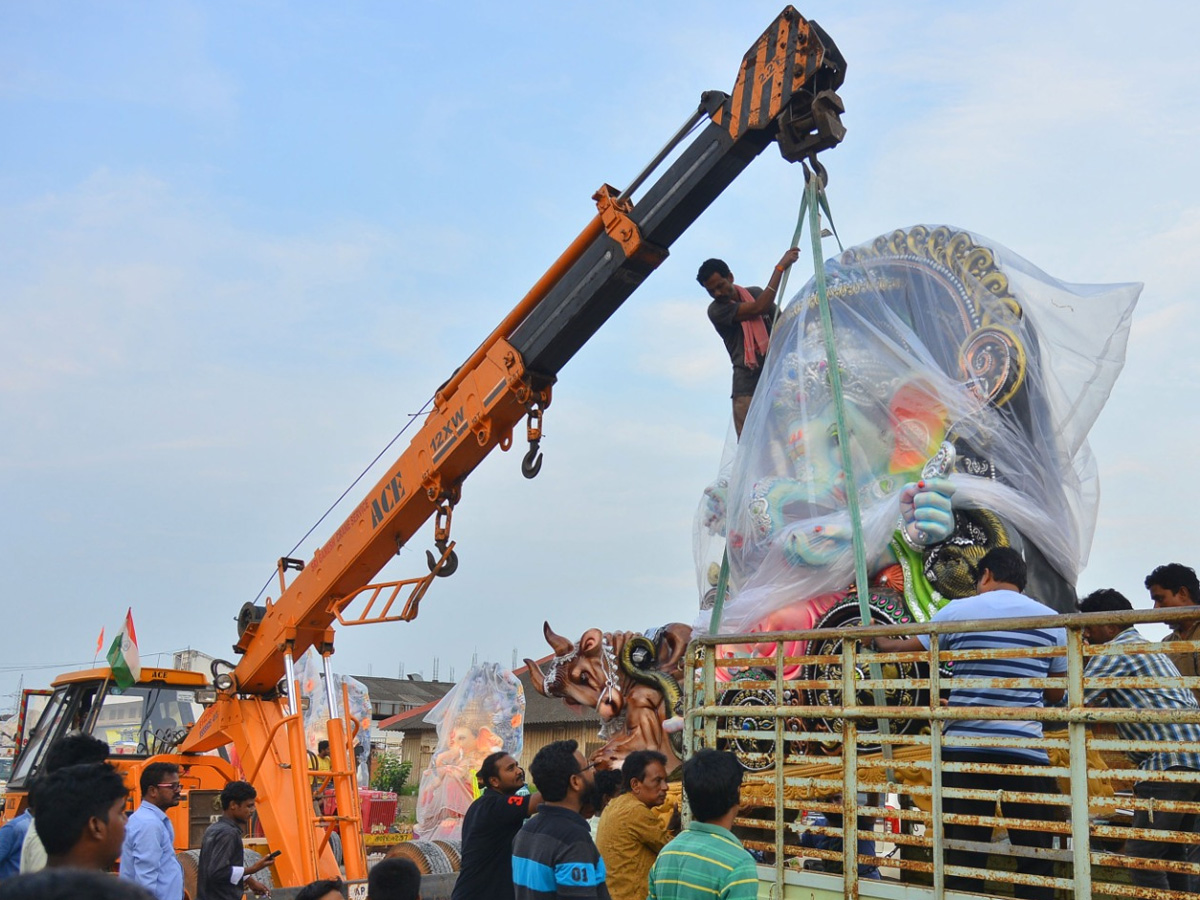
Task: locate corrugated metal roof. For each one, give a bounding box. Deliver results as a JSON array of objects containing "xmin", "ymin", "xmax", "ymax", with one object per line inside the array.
[{"xmin": 353, "ymin": 675, "xmax": 456, "ymax": 708}]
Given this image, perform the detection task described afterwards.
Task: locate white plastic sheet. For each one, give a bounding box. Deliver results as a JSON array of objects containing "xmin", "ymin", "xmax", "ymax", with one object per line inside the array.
[
  {"xmin": 696, "ymin": 225, "xmax": 1140, "ymax": 635},
  {"xmin": 414, "ymin": 662, "xmax": 525, "ymax": 841},
  {"xmin": 295, "ymin": 647, "xmax": 373, "ymax": 786}
]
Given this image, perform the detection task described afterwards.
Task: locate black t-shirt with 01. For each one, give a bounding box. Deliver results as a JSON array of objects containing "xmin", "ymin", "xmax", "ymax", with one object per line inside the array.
[{"xmin": 451, "ymin": 787, "xmax": 533, "ymax": 900}]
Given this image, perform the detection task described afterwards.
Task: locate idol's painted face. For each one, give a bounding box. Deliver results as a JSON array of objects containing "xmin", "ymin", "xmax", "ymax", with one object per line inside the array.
[{"xmin": 783, "ymin": 403, "xmax": 896, "ymax": 509}]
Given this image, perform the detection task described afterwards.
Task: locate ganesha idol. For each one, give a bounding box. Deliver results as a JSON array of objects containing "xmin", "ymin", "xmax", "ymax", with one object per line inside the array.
[{"xmin": 529, "ymin": 225, "xmax": 1141, "ymax": 769}]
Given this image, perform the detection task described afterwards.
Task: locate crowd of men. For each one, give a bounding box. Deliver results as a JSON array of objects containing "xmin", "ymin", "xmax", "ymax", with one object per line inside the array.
[
  {"xmin": 0, "ymin": 750, "xmax": 422, "ymax": 900},
  {"xmin": 874, "ymin": 552, "xmax": 1200, "ymax": 897},
  {"xmin": 2, "ymin": 555, "xmax": 1199, "ymax": 898},
  {"xmin": 452, "ymin": 741, "xmax": 756, "ymax": 900},
  {"xmin": 0, "ymin": 730, "xmax": 753, "ymax": 900}
]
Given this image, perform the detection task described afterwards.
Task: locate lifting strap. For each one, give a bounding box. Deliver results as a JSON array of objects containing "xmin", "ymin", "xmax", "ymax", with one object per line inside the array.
[
  {"xmin": 708, "ymin": 165, "xmax": 856, "ymax": 634},
  {"xmin": 706, "ymin": 165, "xmax": 893, "ymax": 775}
]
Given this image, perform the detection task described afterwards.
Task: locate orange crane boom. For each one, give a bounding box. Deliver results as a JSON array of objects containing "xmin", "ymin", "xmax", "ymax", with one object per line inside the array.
[{"xmin": 178, "ymin": 5, "xmax": 847, "ymax": 887}]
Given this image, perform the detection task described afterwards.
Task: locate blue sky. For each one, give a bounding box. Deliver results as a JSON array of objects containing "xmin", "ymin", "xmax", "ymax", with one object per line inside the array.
[{"xmin": 3, "ymin": 1, "xmax": 1198, "ymax": 706}]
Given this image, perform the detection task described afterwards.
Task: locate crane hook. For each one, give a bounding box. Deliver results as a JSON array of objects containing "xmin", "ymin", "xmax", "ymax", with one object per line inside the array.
[
  {"xmin": 521, "ymin": 439, "xmax": 543, "ymax": 479},
  {"xmin": 803, "ymin": 156, "xmax": 829, "ymax": 188},
  {"xmin": 426, "ymin": 540, "xmax": 459, "ymax": 577}
]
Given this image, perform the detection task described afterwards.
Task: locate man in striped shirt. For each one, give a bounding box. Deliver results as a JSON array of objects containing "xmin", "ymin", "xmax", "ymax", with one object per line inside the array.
[
  {"xmin": 647, "ymin": 749, "xmax": 757, "ymax": 900},
  {"xmin": 1078, "ymin": 588, "xmax": 1200, "ymax": 894},
  {"xmin": 874, "ymin": 547, "xmax": 1066, "ymax": 900},
  {"xmin": 512, "ymin": 740, "xmax": 609, "ymax": 900}
]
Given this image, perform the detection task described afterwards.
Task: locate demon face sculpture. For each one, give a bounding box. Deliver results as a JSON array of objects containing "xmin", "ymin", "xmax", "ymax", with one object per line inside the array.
[{"xmin": 525, "ymin": 622, "xmax": 691, "ymax": 771}]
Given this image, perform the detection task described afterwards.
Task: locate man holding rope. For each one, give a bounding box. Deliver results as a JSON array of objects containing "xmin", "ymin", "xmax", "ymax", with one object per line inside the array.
[{"xmin": 698, "ymin": 247, "xmax": 800, "ymax": 438}]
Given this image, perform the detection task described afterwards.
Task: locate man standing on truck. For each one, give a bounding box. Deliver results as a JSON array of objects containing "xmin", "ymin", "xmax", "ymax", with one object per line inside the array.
[
  {"xmin": 312, "ymin": 740, "xmax": 333, "ymax": 816},
  {"xmin": 119, "ymin": 762, "xmax": 184, "ymax": 900},
  {"xmin": 452, "ymin": 751, "xmax": 541, "ymax": 900},
  {"xmin": 871, "ymin": 547, "xmax": 1066, "ymax": 900},
  {"xmin": 1145, "ymin": 563, "xmax": 1200, "ymax": 703},
  {"xmin": 697, "ymin": 247, "xmax": 801, "ymax": 438},
  {"xmin": 512, "ymin": 740, "xmax": 609, "ymax": 899},
  {"xmin": 196, "ymin": 781, "xmax": 272, "ymax": 900},
  {"xmin": 1078, "ymin": 588, "xmax": 1200, "ymax": 894}
]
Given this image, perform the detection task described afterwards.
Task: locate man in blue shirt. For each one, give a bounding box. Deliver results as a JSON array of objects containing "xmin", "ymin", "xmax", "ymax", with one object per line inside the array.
[
  {"xmin": 512, "ymin": 740, "xmax": 609, "ymax": 899},
  {"xmin": 0, "ymin": 810, "xmax": 32, "ymax": 879},
  {"xmin": 874, "ymin": 547, "xmax": 1066, "ymax": 900},
  {"xmin": 119, "ymin": 762, "xmax": 184, "ymax": 900}
]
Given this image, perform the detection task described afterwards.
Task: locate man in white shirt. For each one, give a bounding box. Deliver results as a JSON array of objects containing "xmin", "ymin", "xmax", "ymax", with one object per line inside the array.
[{"xmin": 873, "ymin": 547, "xmax": 1066, "ymax": 900}]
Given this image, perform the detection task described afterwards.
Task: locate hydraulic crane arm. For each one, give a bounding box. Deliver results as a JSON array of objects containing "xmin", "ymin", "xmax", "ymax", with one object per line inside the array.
[
  {"xmin": 183, "ymin": 3, "xmax": 845, "ymax": 711},
  {"xmin": 177, "ymin": 7, "xmax": 844, "ymax": 886},
  {"xmin": 509, "ymin": 17, "xmax": 846, "ymax": 376}
]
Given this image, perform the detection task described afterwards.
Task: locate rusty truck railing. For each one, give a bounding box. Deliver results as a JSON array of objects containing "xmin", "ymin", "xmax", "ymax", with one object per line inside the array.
[{"xmin": 685, "ymin": 606, "xmax": 1200, "ymax": 900}]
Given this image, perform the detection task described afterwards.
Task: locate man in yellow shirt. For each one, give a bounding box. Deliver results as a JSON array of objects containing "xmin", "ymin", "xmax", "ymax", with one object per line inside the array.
[
  {"xmin": 595, "ymin": 751, "xmax": 672, "ymax": 900},
  {"xmin": 1146, "ymin": 563, "xmax": 1200, "ymax": 704}
]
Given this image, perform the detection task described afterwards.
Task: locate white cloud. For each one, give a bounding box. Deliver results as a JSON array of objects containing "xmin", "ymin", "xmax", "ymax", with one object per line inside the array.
[{"xmin": 1131, "ymin": 302, "xmax": 1191, "ymax": 342}]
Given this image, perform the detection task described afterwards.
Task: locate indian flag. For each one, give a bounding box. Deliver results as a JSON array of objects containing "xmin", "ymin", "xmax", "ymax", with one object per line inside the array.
[{"xmin": 106, "ymin": 608, "xmax": 141, "ymax": 690}]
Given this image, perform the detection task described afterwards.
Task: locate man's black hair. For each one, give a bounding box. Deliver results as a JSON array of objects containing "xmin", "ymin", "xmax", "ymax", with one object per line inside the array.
[
  {"xmin": 318, "ymin": 740, "xmax": 330, "ymax": 754},
  {"xmin": 588, "ymin": 768, "xmax": 622, "ymax": 812},
  {"xmin": 528, "ymin": 740, "xmax": 581, "ymax": 803},
  {"xmin": 138, "ymin": 761, "xmax": 180, "ymax": 795},
  {"xmin": 696, "ymin": 258, "xmax": 732, "ymax": 285},
  {"xmin": 295, "ymin": 878, "xmax": 344, "ymax": 900},
  {"xmin": 1145, "ymin": 563, "xmax": 1200, "ymax": 603},
  {"xmin": 976, "ymin": 546, "xmax": 1027, "ymax": 592},
  {"xmin": 682, "ymin": 749, "xmax": 743, "ymax": 824},
  {"xmin": 0, "ymin": 868, "xmax": 154, "ymax": 900},
  {"xmin": 33, "ymin": 763, "xmax": 128, "ymax": 856},
  {"xmin": 621, "ymin": 749, "xmax": 667, "ymax": 793},
  {"xmin": 367, "ymin": 856, "xmax": 421, "ymax": 900},
  {"xmin": 477, "ymin": 750, "xmax": 510, "ymax": 789},
  {"xmin": 43, "ymin": 732, "xmax": 109, "ymax": 773},
  {"xmin": 219, "ymin": 780, "xmax": 257, "ymax": 809},
  {"xmin": 1078, "ymin": 588, "xmax": 1134, "ymax": 615},
  {"xmin": 27, "ymin": 733, "xmax": 113, "ymax": 815}
]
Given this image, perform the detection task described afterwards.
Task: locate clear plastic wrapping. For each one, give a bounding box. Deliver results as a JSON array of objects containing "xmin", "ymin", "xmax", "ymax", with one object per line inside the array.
[
  {"xmin": 695, "ymin": 225, "xmax": 1140, "ymax": 634},
  {"xmin": 414, "ymin": 662, "xmax": 525, "ymax": 841},
  {"xmin": 296, "ymin": 648, "xmax": 374, "ymax": 786}
]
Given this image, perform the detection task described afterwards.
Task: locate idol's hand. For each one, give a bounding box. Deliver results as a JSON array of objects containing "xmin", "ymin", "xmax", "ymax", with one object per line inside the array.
[
  {"xmin": 784, "ymin": 522, "xmax": 851, "ymax": 566},
  {"xmin": 898, "ymin": 476, "xmax": 956, "ymax": 546}
]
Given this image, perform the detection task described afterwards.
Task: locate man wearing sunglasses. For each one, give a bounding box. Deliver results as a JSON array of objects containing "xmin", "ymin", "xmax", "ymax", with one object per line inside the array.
[{"xmin": 119, "ymin": 762, "xmax": 184, "ymax": 900}]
